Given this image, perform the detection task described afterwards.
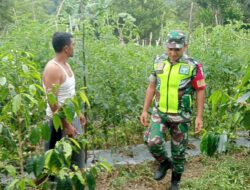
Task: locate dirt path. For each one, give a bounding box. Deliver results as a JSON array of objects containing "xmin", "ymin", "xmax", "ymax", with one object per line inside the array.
[{"xmin": 95, "ymin": 156, "xmax": 204, "ymax": 190}]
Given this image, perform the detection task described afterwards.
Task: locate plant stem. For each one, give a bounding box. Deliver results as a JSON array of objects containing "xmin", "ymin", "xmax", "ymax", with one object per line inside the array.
[{"xmin": 17, "ymin": 114, "xmax": 24, "ymax": 177}]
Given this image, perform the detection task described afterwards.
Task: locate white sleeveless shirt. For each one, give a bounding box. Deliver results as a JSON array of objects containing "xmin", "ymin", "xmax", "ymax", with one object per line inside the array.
[{"xmin": 45, "ymin": 60, "xmax": 76, "ymax": 118}]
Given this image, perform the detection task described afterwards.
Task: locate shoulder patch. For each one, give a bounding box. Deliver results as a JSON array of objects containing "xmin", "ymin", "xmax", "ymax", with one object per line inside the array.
[
  {"xmin": 179, "ymin": 65, "xmax": 190, "ymax": 75},
  {"xmin": 156, "ymin": 62, "xmax": 165, "ymax": 71}
]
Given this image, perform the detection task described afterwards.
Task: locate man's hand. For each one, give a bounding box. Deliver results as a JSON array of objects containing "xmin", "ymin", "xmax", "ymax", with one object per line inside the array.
[
  {"xmin": 195, "ymin": 116, "xmax": 203, "ymax": 134},
  {"xmin": 140, "ymin": 111, "xmax": 149, "ymax": 127},
  {"xmin": 64, "ymin": 124, "xmax": 77, "ymax": 137},
  {"xmin": 80, "ymin": 113, "xmax": 87, "ymax": 126}
]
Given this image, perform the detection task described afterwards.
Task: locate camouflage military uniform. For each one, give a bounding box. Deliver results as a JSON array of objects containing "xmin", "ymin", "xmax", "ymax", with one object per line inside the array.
[{"xmin": 144, "ymin": 53, "xmax": 206, "ymax": 174}]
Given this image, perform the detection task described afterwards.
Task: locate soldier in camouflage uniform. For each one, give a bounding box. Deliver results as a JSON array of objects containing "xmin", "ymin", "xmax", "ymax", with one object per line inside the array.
[{"xmin": 140, "ymin": 30, "xmax": 206, "ymax": 190}]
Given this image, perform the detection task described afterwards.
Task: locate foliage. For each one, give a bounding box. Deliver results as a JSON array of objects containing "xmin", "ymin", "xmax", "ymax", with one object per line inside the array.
[
  {"xmin": 111, "ymin": 0, "xmax": 172, "ymax": 42},
  {"xmin": 0, "ymin": 1, "xmax": 249, "ymax": 189},
  {"xmin": 195, "ymin": 0, "xmax": 243, "ymax": 25},
  {"xmin": 83, "ymin": 41, "xmax": 161, "ymax": 148},
  {"xmin": 0, "ymin": 50, "xmax": 47, "ymax": 155},
  {"xmin": 189, "ymin": 22, "xmax": 249, "ymax": 129},
  {"xmin": 24, "ymin": 137, "xmax": 110, "ymax": 190},
  {"xmin": 0, "ymin": 0, "xmax": 13, "ymax": 30},
  {"xmin": 0, "ymin": 50, "xmax": 47, "ymax": 189},
  {"xmin": 238, "ymin": 0, "xmax": 250, "ymax": 23}
]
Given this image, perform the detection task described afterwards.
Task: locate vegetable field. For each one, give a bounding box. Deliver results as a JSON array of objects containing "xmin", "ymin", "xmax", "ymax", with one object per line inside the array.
[{"xmin": 0, "ymin": 0, "xmax": 249, "ymax": 190}]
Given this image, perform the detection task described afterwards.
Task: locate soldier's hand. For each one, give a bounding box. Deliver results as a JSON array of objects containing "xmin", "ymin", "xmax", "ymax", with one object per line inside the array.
[
  {"xmin": 195, "ymin": 116, "xmax": 203, "ymax": 134},
  {"xmin": 140, "ymin": 111, "xmax": 149, "ymax": 127}
]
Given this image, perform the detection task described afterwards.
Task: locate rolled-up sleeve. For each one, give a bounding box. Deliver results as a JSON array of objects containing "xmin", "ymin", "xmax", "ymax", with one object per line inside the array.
[
  {"xmin": 148, "ymin": 71, "xmax": 157, "ymax": 83},
  {"xmin": 192, "ymin": 63, "xmax": 206, "ymax": 90}
]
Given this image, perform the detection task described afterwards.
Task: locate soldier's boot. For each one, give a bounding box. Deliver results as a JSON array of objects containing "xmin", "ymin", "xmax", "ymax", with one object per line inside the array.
[
  {"xmin": 154, "ymin": 159, "xmax": 172, "ymax": 181},
  {"xmin": 169, "ymin": 172, "xmax": 181, "ymax": 190}
]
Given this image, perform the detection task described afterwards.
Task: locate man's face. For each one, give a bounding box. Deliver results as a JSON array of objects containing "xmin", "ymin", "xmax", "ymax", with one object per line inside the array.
[
  {"xmin": 166, "ymin": 44, "xmax": 186, "ymax": 63},
  {"xmin": 64, "ymin": 38, "xmax": 75, "ymax": 57}
]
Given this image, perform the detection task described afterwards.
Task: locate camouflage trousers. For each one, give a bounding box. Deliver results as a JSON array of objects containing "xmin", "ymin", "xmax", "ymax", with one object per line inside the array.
[{"xmin": 144, "ymin": 108, "xmax": 189, "ymax": 174}]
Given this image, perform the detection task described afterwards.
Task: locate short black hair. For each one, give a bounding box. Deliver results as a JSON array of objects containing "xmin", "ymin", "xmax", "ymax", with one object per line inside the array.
[{"xmin": 52, "ymin": 32, "xmax": 73, "ymax": 53}]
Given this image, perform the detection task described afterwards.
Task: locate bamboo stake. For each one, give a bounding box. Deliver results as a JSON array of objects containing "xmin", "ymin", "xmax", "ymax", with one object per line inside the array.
[
  {"xmin": 149, "ymin": 32, "xmax": 152, "ymax": 46},
  {"xmin": 187, "ymin": 1, "xmax": 194, "ymax": 48},
  {"xmin": 69, "ymin": 15, "xmax": 73, "ymax": 33},
  {"xmin": 215, "ymin": 10, "xmax": 219, "ymax": 26},
  {"xmin": 55, "ymin": 0, "xmax": 65, "ymax": 30},
  {"xmin": 32, "ymin": 0, "xmax": 36, "ymax": 20},
  {"xmin": 80, "ymin": 1, "xmax": 88, "ymax": 164},
  {"xmin": 17, "ymin": 115, "xmax": 24, "ymax": 177}
]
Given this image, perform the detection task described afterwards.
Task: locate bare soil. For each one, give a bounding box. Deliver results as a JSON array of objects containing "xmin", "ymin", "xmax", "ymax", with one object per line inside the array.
[
  {"xmin": 95, "ymin": 149, "xmax": 249, "ymax": 190},
  {"xmin": 95, "ymin": 156, "xmax": 204, "ymax": 190}
]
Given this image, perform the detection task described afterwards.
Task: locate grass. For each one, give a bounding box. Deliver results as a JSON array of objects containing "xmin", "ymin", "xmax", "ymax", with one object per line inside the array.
[
  {"xmin": 181, "ymin": 147, "xmax": 250, "ymax": 190},
  {"xmin": 96, "ymin": 147, "xmax": 250, "ymax": 190}
]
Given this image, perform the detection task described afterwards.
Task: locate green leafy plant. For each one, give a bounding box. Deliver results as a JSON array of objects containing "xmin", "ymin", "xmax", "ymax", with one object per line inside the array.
[{"xmin": 25, "ymin": 137, "xmax": 111, "ymax": 190}]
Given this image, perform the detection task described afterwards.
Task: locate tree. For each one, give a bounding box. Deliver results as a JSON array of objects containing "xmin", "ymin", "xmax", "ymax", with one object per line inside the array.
[
  {"xmin": 238, "ymin": 0, "xmax": 250, "ymax": 22},
  {"xmin": 111, "ymin": 0, "xmax": 172, "ymax": 42},
  {"xmin": 0, "ymin": 0, "xmax": 14, "ymax": 31},
  {"xmin": 195, "ymin": 0, "xmax": 243, "ymax": 25}
]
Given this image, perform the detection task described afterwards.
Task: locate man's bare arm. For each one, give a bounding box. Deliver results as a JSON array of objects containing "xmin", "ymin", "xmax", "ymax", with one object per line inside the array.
[
  {"xmin": 140, "ymin": 82, "xmax": 156, "ymax": 126},
  {"xmin": 195, "ymin": 89, "xmax": 205, "ymax": 134}
]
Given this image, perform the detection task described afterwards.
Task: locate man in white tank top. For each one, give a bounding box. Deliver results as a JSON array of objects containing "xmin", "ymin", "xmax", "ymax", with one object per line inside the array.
[{"xmin": 43, "ymin": 32, "xmax": 86, "ymax": 169}]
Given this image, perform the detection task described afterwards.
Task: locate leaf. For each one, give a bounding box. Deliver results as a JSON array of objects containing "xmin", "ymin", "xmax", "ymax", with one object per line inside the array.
[
  {"xmin": 56, "ymin": 177, "xmax": 73, "ymax": 190},
  {"xmin": 208, "ymin": 90, "xmax": 222, "ymax": 114},
  {"xmin": 207, "ymin": 132, "xmax": 219, "ymax": 157},
  {"xmin": 69, "ymin": 138, "xmax": 81, "ymax": 150},
  {"xmin": 62, "ymin": 101, "xmax": 75, "ymax": 124},
  {"xmin": 237, "ymin": 91, "xmax": 250, "ymax": 103},
  {"xmin": 118, "ymin": 12, "xmax": 128, "ymax": 18},
  {"xmin": 242, "ymin": 110, "xmax": 250, "ymax": 130},
  {"xmin": 99, "ymin": 161, "xmax": 111, "ymax": 172},
  {"xmin": 79, "ymin": 91, "xmax": 90, "ymax": 108},
  {"xmin": 200, "ymin": 130, "xmax": 208, "ymax": 153},
  {"xmin": 34, "ymin": 156, "xmax": 45, "ymax": 177},
  {"xmin": 75, "ymin": 171, "xmax": 85, "ymax": 185},
  {"xmin": 45, "ymin": 150, "xmax": 61, "ymax": 173},
  {"xmin": 5, "ymin": 165, "xmax": 17, "ymax": 177},
  {"xmin": 12, "ymin": 94, "xmax": 22, "ymax": 114},
  {"xmin": 25, "ymin": 157, "xmax": 35, "ymax": 174},
  {"xmin": 6, "ymin": 179, "xmax": 19, "ymax": 190},
  {"xmin": 72, "ymin": 175, "xmax": 85, "ymax": 189},
  {"xmin": 53, "ymin": 113, "xmax": 62, "ymax": 132},
  {"xmin": 22, "ymin": 64, "xmax": 29, "ymax": 73},
  {"xmin": 29, "ymin": 126, "xmax": 41, "ymax": 145},
  {"xmin": 19, "ymin": 179, "xmax": 25, "ymax": 190},
  {"xmin": 86, "ymin": 172, "xmax": 96, "ymax": 190},
  {"xmin": 44, "ymin": 150, "xmax": 53, "ymax": 167},
  {"xmin": 71, "ymin": 97, "xmax": 81, "ymax": 117},
  {"xmin": 241, "ymin": 65, "xmax": 250, "ymax": 87},
  {"xmin": 62, "ymin": 141, "xmax": 73, "ymax": 161},
  {"xmin": 0, "ymin": 122, "xmax": 3, "ymax": 134},
  {"xmin": 47, "ymin": 92, "xmax": 57, "ymax": 105},
  {"xmin": 29, "ymin": 84, "xmax": 36, "ymax": 96},
  {"xmin": 23, "ymin": 93, "xmax": 38, "ymax": 105},
  {"xmin": 40, "ymin": 123, "xmax": 51, "ymax": 141},
  {"xmin": 0, "ymin": 77, "xmax": 7, "ymax": 86},
  {"xmin": 34, "ymin": 84, "xmax": 45, "ymax": 93},
  {"xmin": 24, "ymin": 178, "xmax": 36, "ymax": 188}
]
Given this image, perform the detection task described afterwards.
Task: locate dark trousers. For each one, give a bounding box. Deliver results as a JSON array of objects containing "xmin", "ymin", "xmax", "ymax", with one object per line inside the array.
[{"xmin": 44, "ymin": 117, "xmax": 86, "ymax": 169}]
